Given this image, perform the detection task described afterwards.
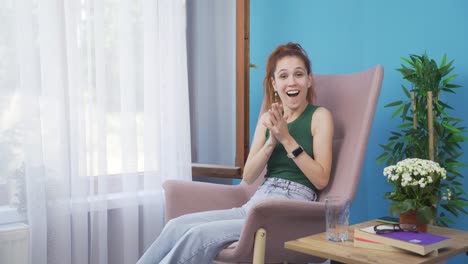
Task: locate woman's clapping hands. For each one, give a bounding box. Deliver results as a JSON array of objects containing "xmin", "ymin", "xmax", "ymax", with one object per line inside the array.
[{"xmin": 261, "ymin": 103, "xmax": 290, "ymax": 146}]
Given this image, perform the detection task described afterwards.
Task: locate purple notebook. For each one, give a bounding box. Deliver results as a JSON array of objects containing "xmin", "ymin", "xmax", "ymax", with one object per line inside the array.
[{"xmin": 380, "ymin": 231, "xmax": 450, "ymax": 246}]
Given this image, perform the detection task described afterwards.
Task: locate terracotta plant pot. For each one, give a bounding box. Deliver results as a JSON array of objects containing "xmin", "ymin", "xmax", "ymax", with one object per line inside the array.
[{"xmin": 399, "ymin": 210, "xmax": 428, "ymax": 232}]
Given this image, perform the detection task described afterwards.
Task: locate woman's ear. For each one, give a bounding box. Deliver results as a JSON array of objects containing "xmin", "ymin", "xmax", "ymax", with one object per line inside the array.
[
  {"xmin": 271, "ymin": 76, "xmax": 276, "ymax": 89},
  {"xmin": 307, "ymin": 74, "xmax": 313, "ymax": 88}
]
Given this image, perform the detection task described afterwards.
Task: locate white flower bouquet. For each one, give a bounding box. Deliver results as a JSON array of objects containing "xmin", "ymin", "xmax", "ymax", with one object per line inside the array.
[{"xmin": 383, "ymin": 158, "xmax": 448, "ymax": 224}]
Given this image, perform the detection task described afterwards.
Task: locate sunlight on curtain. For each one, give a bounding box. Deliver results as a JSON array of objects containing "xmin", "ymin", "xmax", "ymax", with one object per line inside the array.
[{"xmin": 0, "ymin": 0, "xmax": 191, "ymax": 263}]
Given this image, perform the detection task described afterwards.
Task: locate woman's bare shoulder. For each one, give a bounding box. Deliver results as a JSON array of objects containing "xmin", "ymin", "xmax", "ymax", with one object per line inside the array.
[
  {"xmin": 311, "ymin": 106, "xmax": 334, "ymax": 133},
  {"xmin": 312, "ymin": 106, "xmax": 333, "ymax": 121}
]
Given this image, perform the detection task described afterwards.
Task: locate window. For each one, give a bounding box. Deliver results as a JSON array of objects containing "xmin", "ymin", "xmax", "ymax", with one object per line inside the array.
[
  {"xmin": 0, "ymin": 0, "xmax": 25, "ymax": 221},
  {"xmin": 0, "ymin": 0, "xmax": 152, "ymax": 224},
  {"xmin": 190, "ymin": 0, "xmax": 250, "ymax": 180}
]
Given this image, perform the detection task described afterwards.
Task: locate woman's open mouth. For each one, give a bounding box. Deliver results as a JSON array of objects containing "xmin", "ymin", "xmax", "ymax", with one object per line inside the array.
[{"xmin": 287, "ymin": 90, "xmax": 300, "ymax": 97}]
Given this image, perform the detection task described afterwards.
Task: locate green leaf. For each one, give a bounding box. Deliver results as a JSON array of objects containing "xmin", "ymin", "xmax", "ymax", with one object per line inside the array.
[
  {"xmin": 416, "ymin": 206, "xmax": 434, "ymax": 223},
  {"xmin": 397, "ymin": 123, "xmax": 413, "ymax": 129},
  {"xmin": 402, "ymin": 85, "xmax": 410, "ymax": 98},
  {"xmin": 443, "ymin": 204, "xmax": 460, "ymax": 217},
  {"xmin": 442, "ymin": 74, "xmax": 458, "ymax": 84},
  {"xmin": 401, "ymin": 56, "xmax": 413, "ymax": 65},
  {"xmin": 377, "ymin": 154, "xmax": 388, "ymax": 165},
  {"xmin": 442, "ymin": 123, "xmax": 462, "ymax": 133},
  {"xmin": 441, "ymin": 88, "xmax": 456, "ymax": 94},
  {"xmin": 385, "ymin": 101, "xmax": 403, "ymax": 108},
  {"xmin": 440, "ymin": 53, "xmax": 447, "ymax": 68},
  {"xmin": 391, "ymin": 105, "xmax": 405, "ymax": 119},
  {"xmin": 379, "ymin": 142, "xmax": 395, "ymax": 150},
  {"xmin": 444, "ymin": 84, "xmax": 462, "ymax": 89},
  {"xmin": 401, "ymin": 103, "xmax": 411, "ymax": 120}
]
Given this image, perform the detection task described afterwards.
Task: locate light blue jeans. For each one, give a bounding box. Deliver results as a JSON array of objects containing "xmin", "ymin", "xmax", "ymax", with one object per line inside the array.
[{"xmin": 136, "ymin": 177, "xmax": 317, "ymax": 264}]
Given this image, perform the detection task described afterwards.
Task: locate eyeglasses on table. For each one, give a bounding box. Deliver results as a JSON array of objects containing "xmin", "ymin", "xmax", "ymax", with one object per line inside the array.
[{"xmin": 373, "ymin": 223, "xmax": 418, "ymax": 234}]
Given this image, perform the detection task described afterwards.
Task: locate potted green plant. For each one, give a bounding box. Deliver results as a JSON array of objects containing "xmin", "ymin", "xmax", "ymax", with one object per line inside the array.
[
  {"xmin": 383, "ymin": 158, "xmax": 447, "ymax": 231},
  {"xmin": 378, "ymin": 53, "xmax": 468, "ymax": 227}
]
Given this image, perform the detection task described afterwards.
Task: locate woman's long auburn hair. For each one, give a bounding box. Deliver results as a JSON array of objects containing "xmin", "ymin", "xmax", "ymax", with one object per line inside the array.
[{"xmin": 262, "ymin": 43, "xmax": 315, "ymax": 111}]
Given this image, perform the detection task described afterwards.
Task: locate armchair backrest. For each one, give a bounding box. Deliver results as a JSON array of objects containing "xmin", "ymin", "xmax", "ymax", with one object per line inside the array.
[{"xmin": 315, "ymin": 65, "xmax": 383, "ymax": 202}]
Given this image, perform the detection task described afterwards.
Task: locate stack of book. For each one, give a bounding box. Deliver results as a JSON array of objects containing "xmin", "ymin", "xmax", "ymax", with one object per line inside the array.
[{"xmin": 354, "ymin": 224, "xmax": 452, "ymax": 256}]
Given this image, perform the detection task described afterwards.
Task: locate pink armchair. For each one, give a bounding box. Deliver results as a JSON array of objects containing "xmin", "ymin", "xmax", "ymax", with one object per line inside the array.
[{"xmin": 163, "ymin": 65, "xmax": 384, "ymax": 263}]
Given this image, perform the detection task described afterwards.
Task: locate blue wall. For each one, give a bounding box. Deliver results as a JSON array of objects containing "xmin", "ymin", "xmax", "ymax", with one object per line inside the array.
[{"xmin": 250, "ymin": 1, "xmax": 468, "ymax": 262}]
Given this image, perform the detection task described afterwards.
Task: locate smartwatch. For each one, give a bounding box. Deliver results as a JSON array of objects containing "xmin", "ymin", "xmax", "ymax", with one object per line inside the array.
[{"xmin": 287, "ymin": 146, "xmax": 304, "ymax": 159}]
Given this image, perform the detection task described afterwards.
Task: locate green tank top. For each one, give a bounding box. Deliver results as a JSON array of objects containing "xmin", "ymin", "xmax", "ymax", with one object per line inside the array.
[{"xmin": 266, "ymin": 104, "xmax": 319, "ymax": 192}]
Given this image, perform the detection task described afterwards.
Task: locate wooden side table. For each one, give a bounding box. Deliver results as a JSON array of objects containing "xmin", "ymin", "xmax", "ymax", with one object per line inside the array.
[{"xmin": 285, "ymin": 220, "xmax": 468, "ymax": 264}]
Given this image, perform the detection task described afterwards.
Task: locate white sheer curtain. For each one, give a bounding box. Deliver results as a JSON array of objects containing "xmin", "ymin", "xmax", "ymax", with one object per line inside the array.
[{"xmin": 1, "ymin": 0, "xmax": 191, "ymax": 263}]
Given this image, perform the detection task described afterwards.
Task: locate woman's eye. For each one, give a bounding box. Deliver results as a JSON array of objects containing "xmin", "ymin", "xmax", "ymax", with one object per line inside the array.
[
  {"xmin": 295, "ymin": 72, "xmax": 304, "ymax": 77},
  {"xmin": 279, "ymin": 74, "xmax": 287, "ymax": 79}
]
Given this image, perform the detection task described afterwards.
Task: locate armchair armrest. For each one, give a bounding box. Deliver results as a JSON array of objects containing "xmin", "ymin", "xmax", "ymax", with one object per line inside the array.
[
  {"xmin": 218, "ymin": 199, "xmax": 326, "ymax": 263},
  {"xmin": 163, "ymin": 180, "xmax": 249, "ymax": 221},
  {"xmin": 252, "ymin": 199, "xmax": 326, "ymax": 217},
  {"xmin": 243, "ymin": 199, "xmax": 326, "ymax": 242}
]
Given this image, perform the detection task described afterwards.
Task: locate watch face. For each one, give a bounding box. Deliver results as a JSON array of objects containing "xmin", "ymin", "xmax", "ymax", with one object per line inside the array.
[
  {"xmin": 290, "ymin": 146, "xmax": 304, "ymax": 158},
  {"xmin": 293, "ymin": 146, "xmax": 303, "ymax": 156}
]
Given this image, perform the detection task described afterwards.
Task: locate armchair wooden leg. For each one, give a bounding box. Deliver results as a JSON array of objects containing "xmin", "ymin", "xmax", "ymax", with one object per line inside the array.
[{"xmin": 253, "ymin": 228, "xmax": 267, "ymax": 264}]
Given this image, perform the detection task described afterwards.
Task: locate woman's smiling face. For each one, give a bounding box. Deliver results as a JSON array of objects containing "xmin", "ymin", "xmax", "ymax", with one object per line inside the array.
[{"xmin": 272, "ymin": 56, "xmax": 312, "ymax": 110}]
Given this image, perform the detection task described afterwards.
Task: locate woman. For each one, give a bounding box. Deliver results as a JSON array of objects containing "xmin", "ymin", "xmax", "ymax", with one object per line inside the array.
[{"xmin": 137, "ymin": 42, "xmax": 334, "ymax": 264}]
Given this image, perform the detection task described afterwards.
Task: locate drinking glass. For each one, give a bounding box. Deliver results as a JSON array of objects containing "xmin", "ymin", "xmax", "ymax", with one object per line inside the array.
[{"xmin": 325, "ymin": 195, "xmax": 350, "ymax": 242}]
